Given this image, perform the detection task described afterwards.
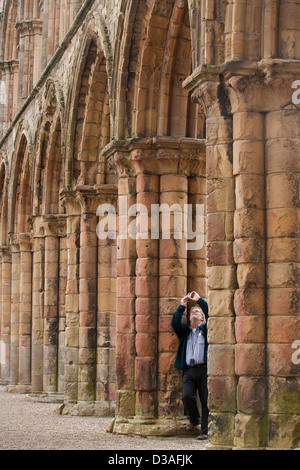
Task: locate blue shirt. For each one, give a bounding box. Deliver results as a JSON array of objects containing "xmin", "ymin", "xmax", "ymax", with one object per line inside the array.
[
  {"xmin": 186, "ymin": 325, "xmax": 205, "ymax": 365},
  {"xmin": 171, "ymin": 297, "xmax": 209, "ymax": 370}
]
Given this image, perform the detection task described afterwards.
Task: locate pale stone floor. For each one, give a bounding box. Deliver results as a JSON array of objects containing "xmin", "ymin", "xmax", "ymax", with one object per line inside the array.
[{"xmin": 0, "ymin": 386, "xmax": 207, "ymax": 451}]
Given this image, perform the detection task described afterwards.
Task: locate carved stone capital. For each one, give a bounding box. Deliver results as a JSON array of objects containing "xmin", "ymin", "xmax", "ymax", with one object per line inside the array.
[
  {"xmin": 15, "ymin": 233, "xmax": 32, "ymax": 251},
  {"xmin": 61, "ymin": 184, "xmax": 118, "ymax": 216},
  {"xmin": 0, "ymin": 245, "xmax": 11, "ymax": 262},
  {"xmin": 32, "ymin": 214, "xmax": 67, "ymax": 238},
  {"xmin": 184, "ymin": 59, "xmax": 300, "ymax": 115},
  {"xmin": 103, "ymin": 137, "xmax": 206, "ymax": 177},
  {"xmin": 15, "ymin": 19, "xmax": 43, "ymax": 36},
  {"xmin": 183, "ymin": 64, "xmax": 220, "ymax": 117},
  {"xmin": 60, "ymin": 188, "xmax": 82, "ymax": 216}
]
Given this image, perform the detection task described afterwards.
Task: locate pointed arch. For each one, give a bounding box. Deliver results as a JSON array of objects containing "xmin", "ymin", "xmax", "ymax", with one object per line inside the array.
[
  {"xmin": 2, "ymin": 0, "xmax": 19, "ymax": 61},
  {"xmin": 113, "ymin": 0, "xmax": 205, "ymax": 140},
  {"xmin": 12, "ymin": 135, "xmax": 31, "ymax": 235},
  {"xmin": 33, "ymin": 79, "xmax": 65, "ymax": 216},
  {"xmin": 64, "ymin": 16, "xmax": 114, "ymax": 188}
]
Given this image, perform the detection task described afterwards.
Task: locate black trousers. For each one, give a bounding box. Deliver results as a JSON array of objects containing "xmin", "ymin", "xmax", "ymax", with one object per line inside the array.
[{"xmin": 182, "ymin": 364, "xmax": 209, "ymax": 434}]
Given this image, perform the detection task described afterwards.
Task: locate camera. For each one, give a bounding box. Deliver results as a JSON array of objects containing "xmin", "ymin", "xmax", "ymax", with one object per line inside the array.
[{"xmin": 187, "ymin": 292, "xmax": 193, "ymax": 298}]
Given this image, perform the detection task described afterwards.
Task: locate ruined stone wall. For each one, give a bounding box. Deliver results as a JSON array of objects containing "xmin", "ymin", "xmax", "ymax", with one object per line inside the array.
[{"xmin": 0, "ymin": 0, "xmax": 299, "ymax": 450}]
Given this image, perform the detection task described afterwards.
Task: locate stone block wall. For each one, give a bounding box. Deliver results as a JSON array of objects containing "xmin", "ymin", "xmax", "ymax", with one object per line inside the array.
[{"xmin": 0, "ymin": 0, "xmax": 299, "ymax": 450}]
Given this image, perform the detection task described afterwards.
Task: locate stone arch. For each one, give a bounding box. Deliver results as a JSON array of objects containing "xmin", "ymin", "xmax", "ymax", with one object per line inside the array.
[
  {"xmin": 0, "ymin": 0, "xmax": 20, "ymax": 132},
  {"xmin": 60, "ymin": 18, "xmax": 117, "ymax": 415},
  {"xmin": 64, "ymin": 19, "xmax": 114, "ymax": 188},
  {"xmin": 113, "ymin": 0, "xmax": 205, "ymax": 140},
  {"xmin": 6, "ymin": 130, "xmax": 33, "ymax": 389},
  {"xmin": 2, "ymin": 0, "xmax": 19, "ymax": 61},
  {"xmin": 33, "ymin": 80, "xmax": 65, "ymax": 216},
  {"xmin": 29, "ymin": 78, "xmax": 67, "ymax": 395},
  {"xmin": 108, "ymin": 0, "xmax": 208, "ymax": 435},
  {"xmin": 10, "ymin": 133, "xmax": 32, "ymax": 236}
]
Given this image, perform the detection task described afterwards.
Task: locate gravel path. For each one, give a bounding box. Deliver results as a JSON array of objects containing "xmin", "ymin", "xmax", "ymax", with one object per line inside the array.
[{"xmin": 0, "ymin": 386, "xmax": 207, "ymax": 451}]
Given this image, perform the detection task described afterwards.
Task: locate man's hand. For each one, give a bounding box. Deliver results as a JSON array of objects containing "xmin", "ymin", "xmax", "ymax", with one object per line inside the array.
[
  {"xmin": 190, "ymin": 291, "xmax": 200, "ymax": 302},
  {"xmin": 181, "ymin": 295, "xmax": 189, "ymax": 307}
]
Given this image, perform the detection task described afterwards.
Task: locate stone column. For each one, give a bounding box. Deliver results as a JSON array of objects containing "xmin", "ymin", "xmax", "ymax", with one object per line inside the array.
[
  {"xmin": 61, "ymin": 188, "xmax": 104, "ymax": 415},
  {"xmin": 158, "ymin": 169, "xmax": 187, "ymax": 424},
  {"xmin": 184, "ymin": 69, "xmax": 238, "ymax": 448},
  {"xmin": 43, "ymin": 229, "xmax": 59, "ymax": 393},
  {"xmin": 31, "ymin": 230, "xmax": 45, "ymax": 393},
  {"xmin": 216, "ymin": 59, "xmax": 300, "ymax": 449},
  {"xmin": 135, "ymin": 171, "xmax": 159, "ymax": 421},
  {"xmin": 232, "ymin": 109, "xmax": 267, "ymax": 449},
  {"xmin": 32, "ymin": 20, "xmax": 43, "ymax": 87},
  {"xmin": 16, "ymin": 21, "xmax": 31, "ymax": 102},
  {"xmin": 1, "ymin": 62, "xmax": 11, "ymax": 131},
  {"xmin": 58, "ymin": 236, "xmax": 67, "ymax": 393},
  {"xmin": 9, "ymin": 242, "xmax": 20, "ymax": 388},
  {"xmin": 0, "ymin": 247, "xmax": 11, "ymax": 382},
  {"xmin": 265, "ymin": 101, "xmax": 300, "ymax": 449},
  {"xmin": 61, "ymin": 190, "xmax": 81, "ymax": 407},
  {"xmin": 11, "ymin": 60, "xmax": 19, "ymax": 125},
  {"xmin": 95, "ymin": 184, "xmax": 118, "ymax": 416},
  {"xmin": 41, "ymin": 215, "xmax": 67, "ymax": 395},
  {"xmin": 18, "ymin": 235, "xmax": 33, "ymax": 390},
  {"xmin": 77, "ymin": 188, "xmax": 98, "ymax": 412},
  {"xmin": 114, "ymin": 158, "xmax": 137, "ymax": 424},
  {"xmin": 187, "ymin": 145, "xmax": 207, "ymax": 302},
  {"xmin": 107, "ymin": 137, "xmax": 206, "ymax": 435},
  {"xmin": 202, "ymin": 83, "xmax": 237, "ymax": 449}
]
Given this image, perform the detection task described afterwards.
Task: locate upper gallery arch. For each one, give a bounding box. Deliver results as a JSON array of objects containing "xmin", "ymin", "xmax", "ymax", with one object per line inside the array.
[
  {"xmin": 64, "ymin": 13, "xmax": 114, "ymax": 188},
  {"xmin": 111, "ymin": 0, "xmax": 206, "ymax": 141},
  {"xmin": 32, "ymin": 78, "xmax": 65, "ymax": 216},
  {"xmin": 8, "ymin": 130, "xmax": 32, "ymax": 236}
]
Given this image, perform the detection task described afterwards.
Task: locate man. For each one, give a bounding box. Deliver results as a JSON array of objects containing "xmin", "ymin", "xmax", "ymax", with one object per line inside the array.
[{"xmin": 171, "ymin": 290, "xmax": 209, "ymax": 440}]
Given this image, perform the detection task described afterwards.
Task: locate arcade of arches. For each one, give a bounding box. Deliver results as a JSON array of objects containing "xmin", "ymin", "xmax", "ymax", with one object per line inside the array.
[{"xmin": 0, "ymin": 0, "xmax": 299, "ymax": 450}]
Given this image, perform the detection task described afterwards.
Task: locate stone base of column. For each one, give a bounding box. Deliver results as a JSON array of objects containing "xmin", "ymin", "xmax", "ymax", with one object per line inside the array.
[
  {"xmin": 25, "ymin": 392, "xmax": 64, "ymax": 403},
  {"xmin": 0, "ymin": 379, "xmax": 9, "ymax": 385},
  {"xmin": 58, "ymin": 400, "xmax": 115, "ymax": 417},
  {"xmin": 7, "ymin": 384, "xmax": 31, "ymax": 394},
  {"xmin": 109, "ymin": 416, "xmax": 199, "ymax": 437}
]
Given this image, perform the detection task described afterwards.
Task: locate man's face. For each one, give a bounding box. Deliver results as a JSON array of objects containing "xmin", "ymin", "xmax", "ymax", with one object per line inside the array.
[{"xmin": 190, "ymin": 307, "xmax": 205, "ymax": 326}]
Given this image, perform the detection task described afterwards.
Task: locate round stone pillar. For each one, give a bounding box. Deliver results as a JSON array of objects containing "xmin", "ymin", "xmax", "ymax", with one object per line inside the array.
[
  {"xmin": 31, "ymin": 232, "xmax": 45, "ymax": 393},
  {"xmin": 158, "ymin": 171, "xmax": 188, "ymax": 420},
  {"xmin": 18, "ymin": 235, "xmax": 33, "ymax": 390},
  {"xmin": 233, "ymin": 110, "xmax": 267, "ymax": 449},
  {"xmin": 61, "ymin": 186, "xmax": 117, "ymax": 416},
  {"xmin": 115, "ymin": 170, "xmax": 137, "ymax": 421},
  {"xmin": 184, "ymin": 74, "xmax": 237, "ymax": 448},
  {"xmin": 78, "ymin": 199, "xmax": 98, "ymax": 407},
  {"xmin": 0, "ymin": 247, "xmax": 11, "ymax": 382},
  {"xmin": 95, "ymin": 183, "xmax": 118, "ymax": 415},
  {"xmin": 135, "ymin": 173, "xmax": 159, "ymax": 420},
  {"xmin": 61, "ymin": 190, "xmax": 81, "ymax": 407},
  {"xmin": 9, "ymin": 242, "xmax": 20, "ymax": 387},
  {"xmin": 106, "ymin": 137, "xmax": 206, "ymax": 436},
  {"xmin": 265, "ymin": 103, "xmax": 300, "ymax": 449},
  {"xmin": 43, "ymin": 233, "xmax": 59, "ymax": 392}
]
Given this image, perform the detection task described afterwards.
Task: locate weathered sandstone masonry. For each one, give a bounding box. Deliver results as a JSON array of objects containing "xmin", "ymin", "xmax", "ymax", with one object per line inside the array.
[
  {"xmin": 184, "ymin": 57, "xmax": 300, "ymax": 449},
  {"xmin": 0, "ymin": 0, "xmax": 299, "ymax": 450},
  {"xmin": 103, "ymin": 136, "xmax": 206, "ymax": 435}
]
